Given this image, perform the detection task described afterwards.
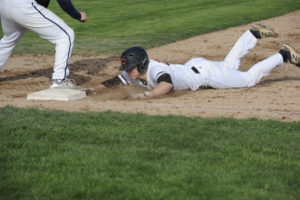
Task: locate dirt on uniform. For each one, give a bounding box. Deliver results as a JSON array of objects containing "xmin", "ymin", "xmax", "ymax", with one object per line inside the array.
[{"xmin": 1, "ymin": 11, "xmax": 300, "ymax": 121}]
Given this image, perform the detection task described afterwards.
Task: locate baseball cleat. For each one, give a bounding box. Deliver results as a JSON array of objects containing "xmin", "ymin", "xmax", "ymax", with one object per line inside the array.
[
  {"xmin": 250, "ymin": 22, "xmax": 279, "ymax": 38},
  {"xmin": 280, "ymin": 44, "xmax": 300, "ymax": 67},
  {"xmin": 50, "ymin": 78, "xmax": 84, "ymax": 90}
]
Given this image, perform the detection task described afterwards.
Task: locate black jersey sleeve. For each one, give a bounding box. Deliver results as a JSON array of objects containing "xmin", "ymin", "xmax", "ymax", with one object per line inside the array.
[
  {"xmin": 57, "ymin": 0, "xmax": 81, "ymax": 20},
  {"xmin": 157, "ymin": 73, "xmax": 173, "ymax": 84}
]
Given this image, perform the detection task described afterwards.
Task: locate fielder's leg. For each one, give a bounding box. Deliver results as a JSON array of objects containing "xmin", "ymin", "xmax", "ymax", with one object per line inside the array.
[
  {"xmin": 0, "ymin": 17, "xmax": 27, "ymax": 70},
  {"xmin": 28, "ymin": 2, "xmax": 75, "ymax": 81}
]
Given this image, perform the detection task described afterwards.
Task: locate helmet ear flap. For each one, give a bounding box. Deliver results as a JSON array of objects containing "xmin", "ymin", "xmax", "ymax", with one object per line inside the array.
[
  {"xmin": 137, "ymin": 57, "xmax": 149, "ymax": 73},
  {"xmin": 137, "ymin": 65, "xmax": 144, "ymax": 73}
]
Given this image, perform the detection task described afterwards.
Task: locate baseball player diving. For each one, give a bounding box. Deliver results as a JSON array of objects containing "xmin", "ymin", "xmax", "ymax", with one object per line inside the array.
[
  {"xmin": 0, "ymin": 0, "xmax": 86, "ymax": 89},
  {"xmin": 94, "ymin": 23, "xmax": 300, "ymax": 98}
]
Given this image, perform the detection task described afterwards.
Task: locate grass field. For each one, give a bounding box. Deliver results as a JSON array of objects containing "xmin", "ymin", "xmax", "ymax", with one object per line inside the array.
[
  {"xmin": 0, "ymin": 0, "xmax": 299, "ymax": 54},
  {"xmin": 1, "ymin": 0, "xmax": 300, "ymax": 199},
  {"xmin": 1, "ymin": 106, "xmax": 300, "ymax": 200}
]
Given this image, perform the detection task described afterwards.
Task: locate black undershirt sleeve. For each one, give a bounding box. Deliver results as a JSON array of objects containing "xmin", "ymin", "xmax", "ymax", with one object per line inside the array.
[
  {"xmin": 35, "ymin": 0, "xmax": 81, "ymax": 20},
  {"xmin": 157, "ymin": 73, "xmax": 173, "ymax": 85},
  {"xmin": 57, "ymin": 0, "xmax": 82, "ymax": 20},
  {"xmin": 36, "ymin": 0, "xmax": 50, "ymax": 7},
  {"xmin": 101, "ymin": 76, "xmax": 124, "ymax": 88}
]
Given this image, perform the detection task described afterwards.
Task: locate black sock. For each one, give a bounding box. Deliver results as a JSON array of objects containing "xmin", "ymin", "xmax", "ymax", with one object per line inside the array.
[
  {"xmin": 250, "ymin": 29, "xmax": 261, "ymax": 39},
  {"xmin": 279, "ymin": 49, "xmax": 289, "ymax": 62}
]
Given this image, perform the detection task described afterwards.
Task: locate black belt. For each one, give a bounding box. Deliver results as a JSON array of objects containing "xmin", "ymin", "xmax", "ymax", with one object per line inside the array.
[{"xmin": 191, "ymin": 66, "xmax": 200, "ymax": 74}]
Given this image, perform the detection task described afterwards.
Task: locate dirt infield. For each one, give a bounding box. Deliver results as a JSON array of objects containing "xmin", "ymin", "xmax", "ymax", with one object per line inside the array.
[{"xmin": 1, "ymin": 11, "xmax": 300, "ymax": 121}]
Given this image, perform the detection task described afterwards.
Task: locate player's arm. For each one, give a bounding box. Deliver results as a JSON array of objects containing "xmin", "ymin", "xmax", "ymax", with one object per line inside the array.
[
  {"xmin": 151, "ymin": 81, "xmax": 174, "ymax": 96},
  {"xmin": 57, "ymin": 0, "xmax": 86, "ymax": 22},
  {"xmin": 131, "ymin": 73, "xmax": 174, "ymax": 98},
  {"xmin": 151, "ymin": 73, "xmax": 174, "ymax": 96}
]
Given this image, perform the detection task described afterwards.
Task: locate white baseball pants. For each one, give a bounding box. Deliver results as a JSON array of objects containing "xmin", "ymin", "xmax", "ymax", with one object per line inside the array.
[
  {"xmin": 0, "ymin": 0, "xmax": 74, "ymax": 80},
  {"xmin": 185, "ymin": 30, "xmax": 283, "ymax": 89}
]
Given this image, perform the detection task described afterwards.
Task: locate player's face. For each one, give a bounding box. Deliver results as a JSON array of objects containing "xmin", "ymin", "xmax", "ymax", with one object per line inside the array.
[{"xmin": 126, "ymin": 67, "xmax": 140, "ymax": 80}]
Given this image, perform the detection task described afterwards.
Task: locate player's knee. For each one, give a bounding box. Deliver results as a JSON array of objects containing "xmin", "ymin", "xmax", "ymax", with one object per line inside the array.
[
  {"xmin": 244, "ymin": 72, "xmax": 261, "ymax": 87},
  {"xmin": 63, "ymin": 27, "xmax": 74, "ymax": 44},
  {"xmin": 68, "ymin": 28, "xmax": 75, "ymax": 44},
  {"xmin": 58, "ymin": 27, "xmax": 74, "ymax": 43}
]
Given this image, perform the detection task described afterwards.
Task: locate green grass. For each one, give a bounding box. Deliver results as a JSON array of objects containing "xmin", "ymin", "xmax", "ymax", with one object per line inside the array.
[
  {"xmin": 0, "ymin": 106, "xmax": 299, "ymax": 200},
  {"xmin": 0, "ymin": 0, "xmax": 300, "ymax": 54},
  {"xmin": 1, "ymin": 1, "xmax": 300, "ymax": 199}
]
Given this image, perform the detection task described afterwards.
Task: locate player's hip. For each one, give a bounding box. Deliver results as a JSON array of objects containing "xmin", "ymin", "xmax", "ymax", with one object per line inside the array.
[{"xmin": 184, "ymin": 58, "xmax": 252, "ymax": 89}]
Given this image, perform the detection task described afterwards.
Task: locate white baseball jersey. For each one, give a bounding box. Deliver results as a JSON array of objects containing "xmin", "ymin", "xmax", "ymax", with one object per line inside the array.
[
  {"xmin": 119, "ymin": 59, "xmax": 205, "ymax": 90},
  {"xmin": 119, "ymin": 30, "xmax": 283, "ymax": 90},
  {"xmin": 0, "ymin": 0, "xmax": 80, "ymax": 80}
]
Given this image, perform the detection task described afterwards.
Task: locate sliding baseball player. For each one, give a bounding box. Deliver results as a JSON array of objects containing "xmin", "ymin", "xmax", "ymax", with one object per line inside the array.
[{"xmin": 95, "ymin": 23, "xmax": 300, "ymax": 98}]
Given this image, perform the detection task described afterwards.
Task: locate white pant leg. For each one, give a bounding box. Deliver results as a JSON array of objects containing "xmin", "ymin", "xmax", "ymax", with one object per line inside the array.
[
  {"xmin": 1, "ymin": 0, "xmax": 74, "ymax": 79},
  {"xmin": 208, "ymin": 53, "xmax": 283, "ymax": 88},
  {"xmin": 224, "ymin": 30, "xmax": 258, "ymax": 70},
  {"xmin": 204, "ymin": 62, "xmax": 251, "ymax": 89},
  {"xmin": 0, "ymin": 17, "xmax": 27, "ymax": 70},
  {"xmin": 29, "ymin": 6, "xmax": 75, "ymax": 80},
  {"xmin": 185, "ymin": 54, "xmax": 283, "ymax": 89},
  {"xmin": 183, "ymin": 30, "xmax": 280, "ymax": 89},
  {"xmin": 244, "ymin": 53, "xmax": 283, "ymax": 87}
]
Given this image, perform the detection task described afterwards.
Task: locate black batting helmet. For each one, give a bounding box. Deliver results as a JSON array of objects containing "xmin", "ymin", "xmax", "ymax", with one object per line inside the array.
[{"xmin": 119, "ymin": 46, "xmax": 149, "ymax": 73}]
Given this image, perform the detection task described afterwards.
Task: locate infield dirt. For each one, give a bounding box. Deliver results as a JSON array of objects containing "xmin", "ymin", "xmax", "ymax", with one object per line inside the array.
[{"xmin": 1, "ymin": 11, "xmax": 300, "ymax": 121}]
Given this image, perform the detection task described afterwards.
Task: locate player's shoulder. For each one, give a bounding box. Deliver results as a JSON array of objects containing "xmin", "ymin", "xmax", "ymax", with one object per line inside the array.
[
  {"xmin": 148, "ymin": 59, "xmax": 168, "ymax": 70},
  {"xmin": 149, "ymin": 59, "xmax": 161, "ymax": 66},
  {"xmin": 148, "ymin": 59, "xmax": 171, "ymax": 80}
]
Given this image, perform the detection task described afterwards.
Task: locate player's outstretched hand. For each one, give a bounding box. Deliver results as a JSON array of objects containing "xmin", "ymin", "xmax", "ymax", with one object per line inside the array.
[
  {"xmin": 130, "ymin": 93, "xmax": 145, "ymax": 99},
  {"xmin": 80, "ymin": 12, "xmax": 86, "ymax": 22},
  {"xmin": 130, "ymin": 91, "xmax": 152, "ymax": 99}
]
